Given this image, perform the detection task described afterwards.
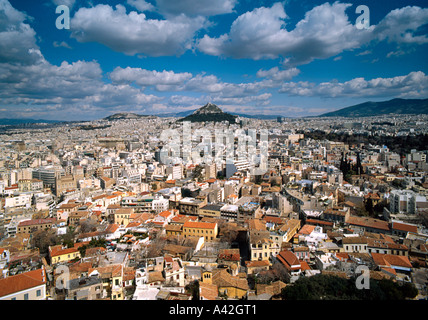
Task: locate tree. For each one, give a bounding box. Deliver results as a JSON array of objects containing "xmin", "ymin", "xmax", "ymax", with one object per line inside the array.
[
  {"xmin": 185, "ymin": 280, "xmax": 200, "ymax": 300},
  {"xmin": 30, "ymin": 229, "xmax": 60, "ymax": 255},
  {"xmin": 365, "ymin": 198, "xmax": 375, "ymax": 217},
  {"xmin": 80, "ymin": 219, "xmax": 97, "ymax": 233},
  {"xmin": 280, "ymin": 274, "xmax": 419, "ymax": 300},
  {"xmin": 218, "ymin": 221, "xmax": 238, "ymax": 244}
]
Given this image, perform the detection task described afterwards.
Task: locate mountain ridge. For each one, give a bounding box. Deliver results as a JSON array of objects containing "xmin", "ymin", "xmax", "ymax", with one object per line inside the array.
[
  {"xmin": 177, "ymin": 103, "xmax": 238, "ymax": 123},
  {"xmin": 319, "ymin": 98, "xmax": 428, "ymax": 117}
]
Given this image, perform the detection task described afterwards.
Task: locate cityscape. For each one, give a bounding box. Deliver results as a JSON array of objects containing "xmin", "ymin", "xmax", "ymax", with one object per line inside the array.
[{"xmin": 0, "ymin": 0, "xmax": 427, "ymax": 307}]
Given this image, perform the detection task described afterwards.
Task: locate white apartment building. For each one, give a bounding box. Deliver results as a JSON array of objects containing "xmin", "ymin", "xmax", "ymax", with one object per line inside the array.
[
  {"xmin": 389, "ymin": 189, "xmax": 428, "ymax": 214},
  {"xmin": 152, "ymin": 196, "xmax": 169, "ymax": 213},
  {"xmin": 165, "ymin": 164, "xmax": 183, "ymax": 180}
]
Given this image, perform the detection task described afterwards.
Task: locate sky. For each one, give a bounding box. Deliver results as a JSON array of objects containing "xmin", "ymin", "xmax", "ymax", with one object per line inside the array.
[{"xmin": 0, "ymin": 0, "xmax": 427, "ymax": 121}]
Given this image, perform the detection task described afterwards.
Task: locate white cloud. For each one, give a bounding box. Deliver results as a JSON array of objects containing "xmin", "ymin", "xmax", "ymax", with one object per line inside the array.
[
  {"xmin": 155, "ymin": 0, "xmax": 237, "ymax": 17},
  {"xmin": 256, "ymin": 66, "xmax": 300, "ymax": 81},
  {"xmin": 127, "ymin": 0, "xmax": 155, "ymax": 12},
  {"xmin": 197, "ymin": 2, "xmax": 428, "ymax": 66},
  {"xmin": 70, "ymin": 4, "xmax": 207, "ymax": 57},
  {"xmin": 197, "ymin": 2, "xmax": 372, "ymax": 65},
  {"xmin": 373, "ymin": 6, "xmax": 428, "ymax": 44},
  {"xmin": 52, "ymin": 0, "xmax": 76, "ymax": 9},
  {"xmin": 53, "ymin": 41, "xmax": 72, "ymax": 49},
  {"xmin": 279, "ymin": 71, "xmax": 428, "ymax": 98},
  {"xmin": 0, "ymin": 0, "xmax": 42, "ymax": 65},
  {"xmin": 110, "ymin": 66, "xmax": 193, "ymax": 91}
]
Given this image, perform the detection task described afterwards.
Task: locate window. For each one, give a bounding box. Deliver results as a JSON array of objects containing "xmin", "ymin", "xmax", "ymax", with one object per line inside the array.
[
  {"xmin": 24, "ymin": 293, "xmax": 29, "ymax": 300},
  {"xmin": 36, "ymin": 290, "xmax": 41, "ymax": 297}
]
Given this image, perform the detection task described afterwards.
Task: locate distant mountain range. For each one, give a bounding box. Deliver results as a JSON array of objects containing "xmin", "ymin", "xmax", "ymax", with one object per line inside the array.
[
  {"xmin": 319, "ymin": 98, "xmax": 428, "ymax": 117},
  {"xmin": 3, "ymin": 98, "xmax": 426, "ymax": 126},
  {"xmin": 176, "ymin": 103, "xmax": 238, "ymax": 123},
  {"xmin": 103, "ymin": 112, "xmax": 157, "ymax": 121},
  {"xmin": 158, "ymin": 107, "xmax": 284, "ymax": 120},
  {"xmin": 0, "ymin": 118, "xmax": 62, "ymax": 126}
]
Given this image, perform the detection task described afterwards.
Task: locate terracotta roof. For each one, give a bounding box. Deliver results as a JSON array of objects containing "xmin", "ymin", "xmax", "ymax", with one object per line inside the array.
[
  {"xmin": 346, "ymin": 216, "xmax": 389, "ymax": 231},
  {"xmin": 158, "ymin": 210, "xmax": 173, "ymax": 218},
  {"xmin": 263, "ymin": 216, "xmax": 284, "ymax": 224},
  {"xmin": 245, "ymin": 260, "xmax": 270, "ymax": 268},
  {"xmin": 342, "ymin": 236, "xmax": 368, "ymax": 244},
  {"xmin": 165, "ymin": 224, "xmax": 182, "ymax": 232},
  {"xmin": 212, "ymin": 269, "xmax": 248, "ymax": 291},
  {"xmin": 277, "ymin": 250, "xmax": 301, "ymax": 271},
  {"xmin": 248, "ymin": 219, "xmax": 266, "ymax": 231},
  {"xmin": 218, "ymin": 249, "xmax": 240, "ymax": 261},
  {"xmin": 183, "ymin": 221, "xmax": 216, "ymax": 229},
  {"xmin": 391, "ymin": 222, "xmax": 418, "ymax": 234},
  {"xmin": 0, "ymin": 268, "xmax": 46, "ymax": 298},
  {"xmin": 18, "ymin": 218, "xmax": 56, "ymax": 227},
  {"xmin": 105, "ymin": 223, "xmax": 120, "ymax": 233},
  {"xmin": 371, "ymin": 253, "xmax": 412, "ymax": 269},
  {"xmin": 300, "ymin": 261, "xmax": 311, "ymax": 271},
  {"xmin": 49, "ymin": 245, "xmax": 80, "ymax": 257},
  {"xmin": 199, "ymin": 282, "xmax": 218, "ymax": 300},
  {"xmin": 298, "ymin": 224, "xmax": 316, "ymax": 235},
  {"xmin": 89, "ymin": 264, "xmax": 122, "ymax": 278},
  {"xmin": 305, "ymin": 219, "xmax": 333, "ymax": 226},
  {"xmin": 125, "ymin": 221, "xmax": 141, "ymax": 228}
]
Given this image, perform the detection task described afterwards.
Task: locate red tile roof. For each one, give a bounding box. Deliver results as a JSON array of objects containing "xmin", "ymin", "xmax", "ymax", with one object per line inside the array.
[
  {"xmin": 346, "ymin": 216, "xmax": 389, "ymax": 231},
  {"xmin": 277, "ymin": 250, "xmax": 301, "ymax": 271},
  {"xmin": 371, "ymin": 253, "xmax": 412, "ymax": 269},
  {"xmin": 391, "ymin": 222, "xmax": 418, "ymax": 234},
  {"xmin": 183, "ymin": 221, "xmax": 216, "ymax": 229},
  {"xmin": 0, "ymin": 268, "xmax": 46, "ymax": 298}
]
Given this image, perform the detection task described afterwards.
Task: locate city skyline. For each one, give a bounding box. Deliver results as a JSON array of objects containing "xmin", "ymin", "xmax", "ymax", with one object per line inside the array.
[{"xmin": 1, "ymin": 0, "xmax": 427, "ymax": 121}]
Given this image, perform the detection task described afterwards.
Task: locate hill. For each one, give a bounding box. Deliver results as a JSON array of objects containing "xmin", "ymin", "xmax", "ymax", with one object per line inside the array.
[
  {"xmin": 0, "ymin": 118, "xmax": 61, "ymax": 126},
  {"xmin": 177, "ymin": 103, "xmax": 238, "ymax": 123},
  {"xmin": 103, "ymin": 112, "xmax": 157, "ymax": 121},
  {"xmin": 159, "ymin": 109, "xmax": 284, "ymax": 119},
  {"xmin": 319, "ymin": 98, "xmax": 428, "ymax": 117}
]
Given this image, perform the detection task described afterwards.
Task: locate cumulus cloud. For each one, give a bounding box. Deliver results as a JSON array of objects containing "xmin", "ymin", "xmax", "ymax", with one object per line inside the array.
[
  {"xmin": 197, "ymin": 2, "xmax": 372, "ymax": 65},
  {"xmin": 256, "ymin": 67, "xmax": 300, "ymax": 81},
  {"xmin": 110, "ymin": 66, "xmax": 273, "ymax": 99},
  {"xmin": 0, "ymin": 0, "xmax": 42, "ymax": 65},
  {"xmin": 126, "ymin": 0, "xmax": 155, "ymax": 12},
  {"xmin": 155, "ymin": 0, "xmax": 237, "ymax": 17},
  {"xmin": 53, "ymin": 41, "xmax": 72, "ymax": 49},
  {"xmin": 52, "ymin": 0, "xmax": 76, "ymax": 9},
  {"xmin": 110, "ymin": 66, "xmax": 193, "ymax": 91},
  {"xmin": 373, "ymin": 6, "xmax": 428, "ymax": 44},
  {"xmin": 70, "ymin": 4, "xmax": 207, "ymax": 57},
  {"xmin": 279, "ymin": 71, "xmax": 428, "ymax": 98},
  {"xmin": 0, "ymin": 1, "xmax": 168, "ymax": 119},
  {"xmin": 197, "ymin": 2, "xmax": 428, "ymax": 66}
]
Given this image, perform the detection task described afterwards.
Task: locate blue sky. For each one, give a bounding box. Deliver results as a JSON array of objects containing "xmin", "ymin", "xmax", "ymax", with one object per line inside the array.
[{"xmin": 0, "ymin": 0, "xmax": 427, "ymax": 120}]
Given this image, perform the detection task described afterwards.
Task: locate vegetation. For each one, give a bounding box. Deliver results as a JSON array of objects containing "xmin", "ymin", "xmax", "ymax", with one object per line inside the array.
[
  {"xmin": 300, "ymin": 130, "xmax": 428, "ymax": 156},
  {"xmin": 30, "ymin": 229, "xmax": 61, "ymax": 255},
  {"xmin": 177, "ymin": 112, "xmax": 237, "ymax": 123},
  {"xmin": 185, "ymin": 280, "xmax": 200, "ymax": 300},
  {"xmin": 77, "ymin": 238, "xmax": 107, "ymax": 257},
  {"xmin": 279, "ymin": 274, "xmax": 418, "ymax": 300}
]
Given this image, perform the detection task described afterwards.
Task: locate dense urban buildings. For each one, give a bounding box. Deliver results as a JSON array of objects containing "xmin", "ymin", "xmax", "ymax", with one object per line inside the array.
[{"xmin": 0, "ymin": 112, "xmax": 427, "ymax": 301}]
